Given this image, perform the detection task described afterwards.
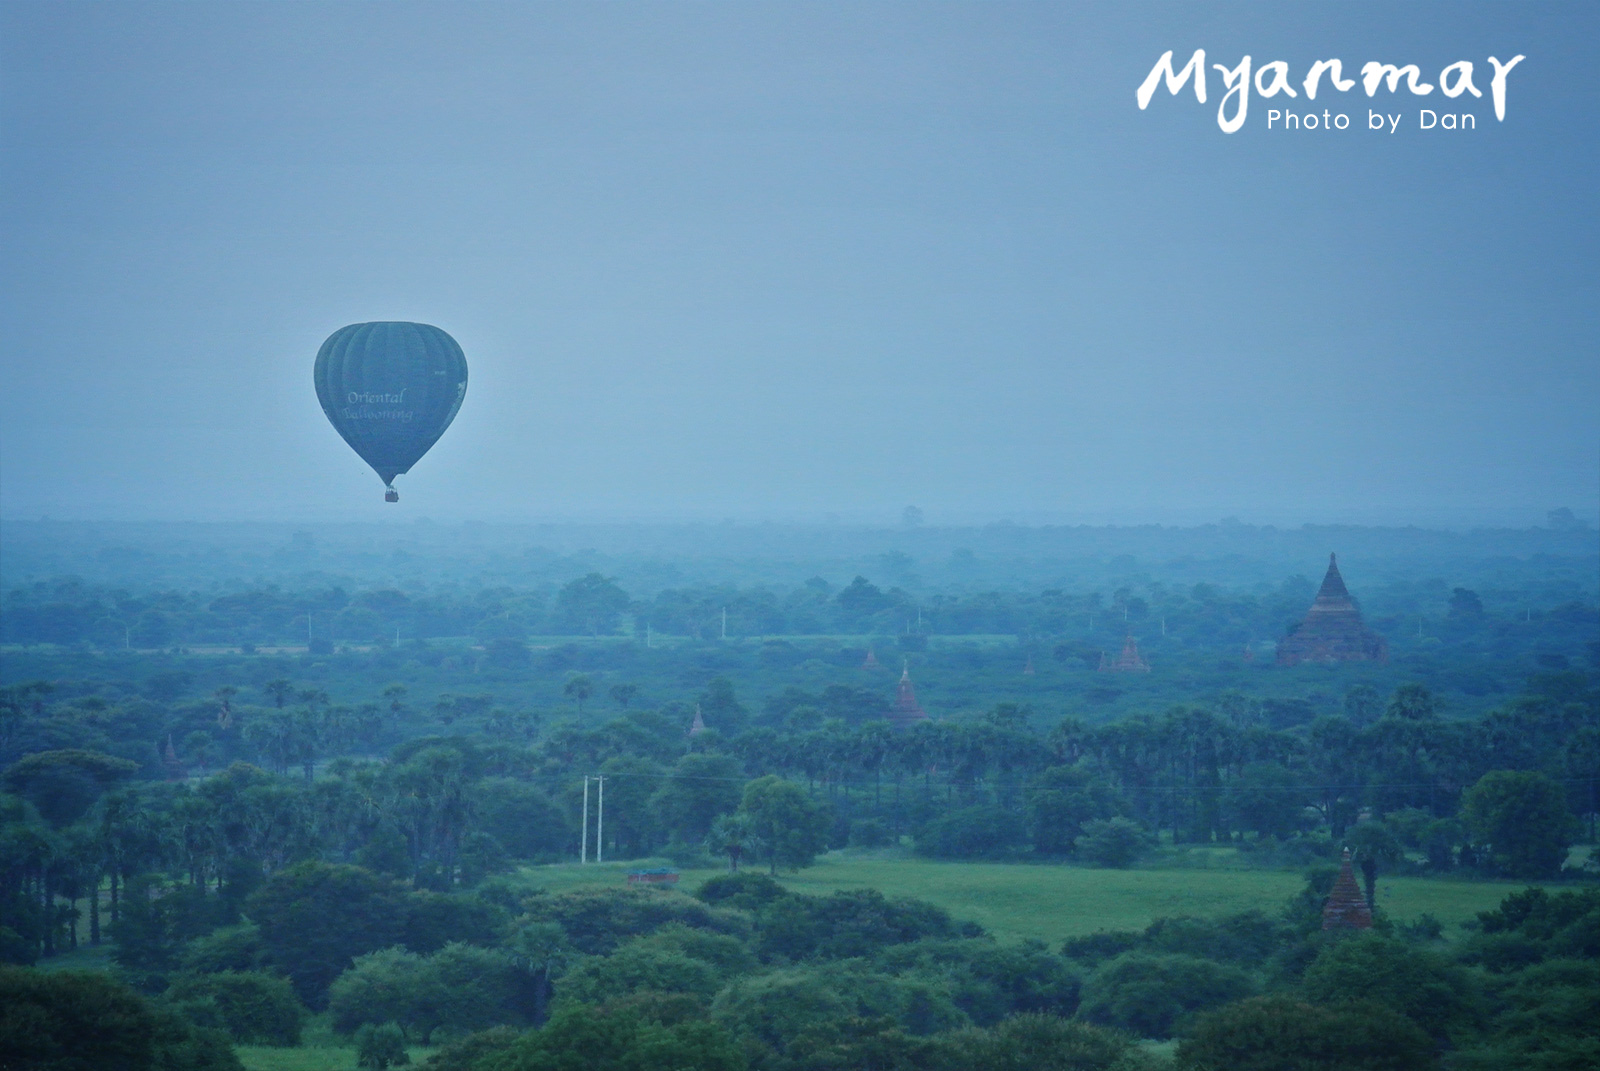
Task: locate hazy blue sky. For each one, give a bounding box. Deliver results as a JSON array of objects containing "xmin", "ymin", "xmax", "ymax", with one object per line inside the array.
[{"xmin": 2, "ymin": 2, "xmax": 1595, "ymax": 526}]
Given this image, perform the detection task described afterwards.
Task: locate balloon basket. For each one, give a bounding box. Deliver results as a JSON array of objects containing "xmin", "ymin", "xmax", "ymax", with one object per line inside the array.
[{"xmin": 385, "ymin": 489, "xmax": 399, "ymax": 503}]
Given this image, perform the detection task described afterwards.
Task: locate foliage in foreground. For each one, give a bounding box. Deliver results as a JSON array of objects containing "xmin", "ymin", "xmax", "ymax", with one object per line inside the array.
[{"xmin": 0, "ymin": 964, "xmax": 241, "ymax": 1071}]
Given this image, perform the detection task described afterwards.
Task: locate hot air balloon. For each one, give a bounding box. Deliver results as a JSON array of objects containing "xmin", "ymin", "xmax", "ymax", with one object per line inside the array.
[{"xmin": 313, "ymin": 322, "xmax": 468, "ymax": 502}]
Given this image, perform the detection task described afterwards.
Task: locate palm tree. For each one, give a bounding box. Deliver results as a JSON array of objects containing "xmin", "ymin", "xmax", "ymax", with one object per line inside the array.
[
  {"xmin": 506, "ymin": 921, "xmax": 571, "ymax": 1026},
  {"xmin": 213, "ymin": 686, "xmax": 237, "ymax": 729},
  {"xmin": 263, "ymin": 679, "xmax": 293, "ymax": 709},
  {"xmin": 706, "ymin": 812, "xmax": 763, "ymax": 873},
  {"xmin": 564, "ymin": 675, "xmax": 594, "ymax": 717}
]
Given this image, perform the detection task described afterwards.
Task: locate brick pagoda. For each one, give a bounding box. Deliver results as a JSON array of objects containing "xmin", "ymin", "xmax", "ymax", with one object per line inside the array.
[{"xmin": 1276, "ymin": 554, "xmax": 1388, "ymax": 666}]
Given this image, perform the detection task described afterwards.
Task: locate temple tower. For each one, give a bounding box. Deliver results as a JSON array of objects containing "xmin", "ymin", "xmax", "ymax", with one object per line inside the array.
[
  {"xmin": 1099, "ymin": 635, "xmax": 1150, "ymax": 673},
  {"xmin": 887, "ymin": 663, "xmax": 931, "ymax": 730},
  {"xmin": 1322, "ymin": 848, "xmax": 1374, "ymax": 930},
  {"xmin": 1276, "ymin": 554, "xmax": 1388, "ymax": 666}
]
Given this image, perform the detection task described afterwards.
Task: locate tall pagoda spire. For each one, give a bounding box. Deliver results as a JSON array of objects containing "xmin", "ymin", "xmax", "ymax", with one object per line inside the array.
[
  {"xmin": 887, "ymin": 662, "xmax": 930, "ymax": 730},
  {"xmin": 1277, "ymin": 553, "xmax": 1387, "ymax": 665},
  {"xmin": 1316, "ymin": 552, "xmax": 1352, "ymax": 602},
  {"xmin": 1322, "ymin": 848, "xmax": 1374, "ymax": 930},
  {"xmin": 162, "ymin": 734, "xmax": 187, "ymax": 782},
  {"xmin": 688, "ymin": 704, "xmax": 707, "ymax": 736}
]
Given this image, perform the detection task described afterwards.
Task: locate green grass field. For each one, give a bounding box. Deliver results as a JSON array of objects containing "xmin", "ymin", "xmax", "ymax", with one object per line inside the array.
[{"xmin": 523, "ymin": 850, "xmax": 1551, "ymax": 944}]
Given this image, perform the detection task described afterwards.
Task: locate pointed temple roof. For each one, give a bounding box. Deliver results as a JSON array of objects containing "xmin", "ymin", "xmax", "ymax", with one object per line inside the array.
[
  {"xmin": 1023, "ymin": 655, "xmax": 1035, "ymax": 676},
  {"xmin": 1322, "ymin": 848, "xmax": 1374, "ymax": 930},
  {"xmin": 1277, "ymin": 553, "xmax": 1388, "ymax": 666},
  {"xmin": 1099, "ymin": 635, "xmax": 1151, "ymax": 673},
  {"xmin": 1316, "ymin": 552, "xmax": 1352, "ymax": 602},
  {"xmin": 862, "ymin": 648, "xmax": 881, "ymax": 670},
  {"xmin": 688, "ymin": 704, "xmax": 707, "ymax": 736},
  {"xmin": 162, "ymin": 734, "xmax": 187, "ymax": 782},
  {"xmin": 888, "ymin": 663, "xmax": 930, "ymax": 729}
]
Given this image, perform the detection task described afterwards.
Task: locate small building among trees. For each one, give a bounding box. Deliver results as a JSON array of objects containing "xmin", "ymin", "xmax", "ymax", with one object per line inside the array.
[
  {"xmin": 887, "ymin": 665, "xmax": 930, "ymax": 730},
  {"xmin": 1099, "ymin": 635, "xmax": 1150, "ymax": 673}
]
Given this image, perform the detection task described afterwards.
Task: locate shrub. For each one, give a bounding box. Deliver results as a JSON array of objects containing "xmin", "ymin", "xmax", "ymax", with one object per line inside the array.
[
  {"xmin": 945, "ymin": 1013, "xmax": 1158, "ymax": 1071},
  {"xmin": 1078, "ymin": 952, "xmax": 1256, "ymax": 1039},
  {"xmin": 849, "ymin": 818, "xmax": 890, "ymax": 847},
  {"xmin": 476, "ymin": 1003, "xmax": 743, "ymax": 1071},
  {"xmin": 179, "ymin": 924, "xmax": 265, "ymax": 975},
  {"xmin": 556, "ymin": 945, "xmax": 720, "ymax": 1007},
  {"xmin": 1061, "ymin": 931, "xmax": 1140, "ymax": 968},
  {"xmin": 1140, "ymin": 912, "xmax": 1284, "ymax": 965},
  {"xmin": 915, "ymin": 805, "xmax": 1026, "ymax": 859},
  {"xmin": 695, "ymin": 871, "xmax": 787, "ymax": 911},
  {"xmin": 329, "ymin": 943, "xmax": 523, "ymax": 1044},
  {"xmin": 1461, "ymin": 770, "xmax": 1579, "ymax": 879},
  {"xmin": 165, "ymin": 970, "xmax": 305, "ymax": 1046},
  {"xmin": 472, "ymin": 778, "xmax": 569, "ymax": 860},
  {"xmin": 521, "ymin": 887, "xmax": 745, "ymax": 956},
  {"xmin": 0, "ymin": 965, "xmax": 242, "ymax": 1071},
  {"xmin": 875, "ymin": 938, "xmax": 1082, "ymax": 1025},
  {"xmin": 245, "ymin": 861, "xmax": 407, "ymax": 1006},
  {"xmin": 711, "ymin": 965, "xmax": 966, "ymax": 1057},
  {"xmin": 1026, "ymin": 766, "xmax": 1123, "ymax": 856},
  {"xmin": 355, "ymin": 1022, "xmax": 410, "ymax": 1069},
  {"xmin": 420, "ymin": 1026, "xmax": 522, "ymax": 1071},
  {"xmin": 1301, "ymin": 933, "xmax": 1482, "ymax": 1045},
  {"xmin": 1177, "ymin": 995, "xmax": 1437, "ymax": 1071},
  {"xmin": 402, "ymin": 892, "xmax": 507, "ymax": 955},
  {"xmin": 756, "ymin": 888, "xmax": 964, "ymax": 960},
  {"xmin": 1075, "ymin": 818, "xmax": 1153, "ymax": 869}
]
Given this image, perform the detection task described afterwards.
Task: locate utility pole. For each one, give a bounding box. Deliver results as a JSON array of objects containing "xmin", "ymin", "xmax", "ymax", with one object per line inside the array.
[
  {"xmin": 395, "ymin": 627, "xmax": 401, "ymax": 648},
  {"xmin": 646, "ymin": 623, "xmax": 652, "ymax": 649},
  {"xmin": 596, "ymin": 776, "xmax": 605, "ymax": 864},
  {"xmin": 1161, "ymin": 616, "xmax": 1167, "ymax": 638},
  {"xmin": 581, "ymin": 776, "xmax": 590, "ymax": 863},
  {"xmin": 721, "ymin": 608, "xmax": 727, "ymax": 640}
]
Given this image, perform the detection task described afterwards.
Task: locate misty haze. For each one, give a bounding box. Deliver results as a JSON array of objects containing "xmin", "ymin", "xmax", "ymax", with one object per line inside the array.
[{"xmin": 2, "ymin": 4, "xmax": 1596, "ymax": 1071}]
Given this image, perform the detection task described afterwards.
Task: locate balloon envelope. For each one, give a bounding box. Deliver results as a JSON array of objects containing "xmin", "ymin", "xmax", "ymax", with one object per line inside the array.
[{"xmin": 313, "ymin": 322, "xmax": 468, "ymax": 495}]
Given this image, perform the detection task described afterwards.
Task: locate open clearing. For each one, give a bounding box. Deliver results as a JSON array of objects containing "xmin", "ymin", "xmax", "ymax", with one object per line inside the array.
[{"xmin": 525, "ymin": 851, "xmax": 1553, "ymax": 943}]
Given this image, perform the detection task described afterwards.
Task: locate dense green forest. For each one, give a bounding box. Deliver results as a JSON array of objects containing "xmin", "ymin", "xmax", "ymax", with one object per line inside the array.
[{"xmin": 2, "ymin": 521, "xmax": 1596, "ymax": 1070}]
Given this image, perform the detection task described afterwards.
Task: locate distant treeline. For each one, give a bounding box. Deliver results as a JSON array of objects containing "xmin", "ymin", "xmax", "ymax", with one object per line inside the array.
[
  {"xmin": 5, "ymin": 571, "xmax": 1597, "ymax": 651},
  {"xmin": 4, "ymin": 518, "xmax": 1596, "ymax": 596}
]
